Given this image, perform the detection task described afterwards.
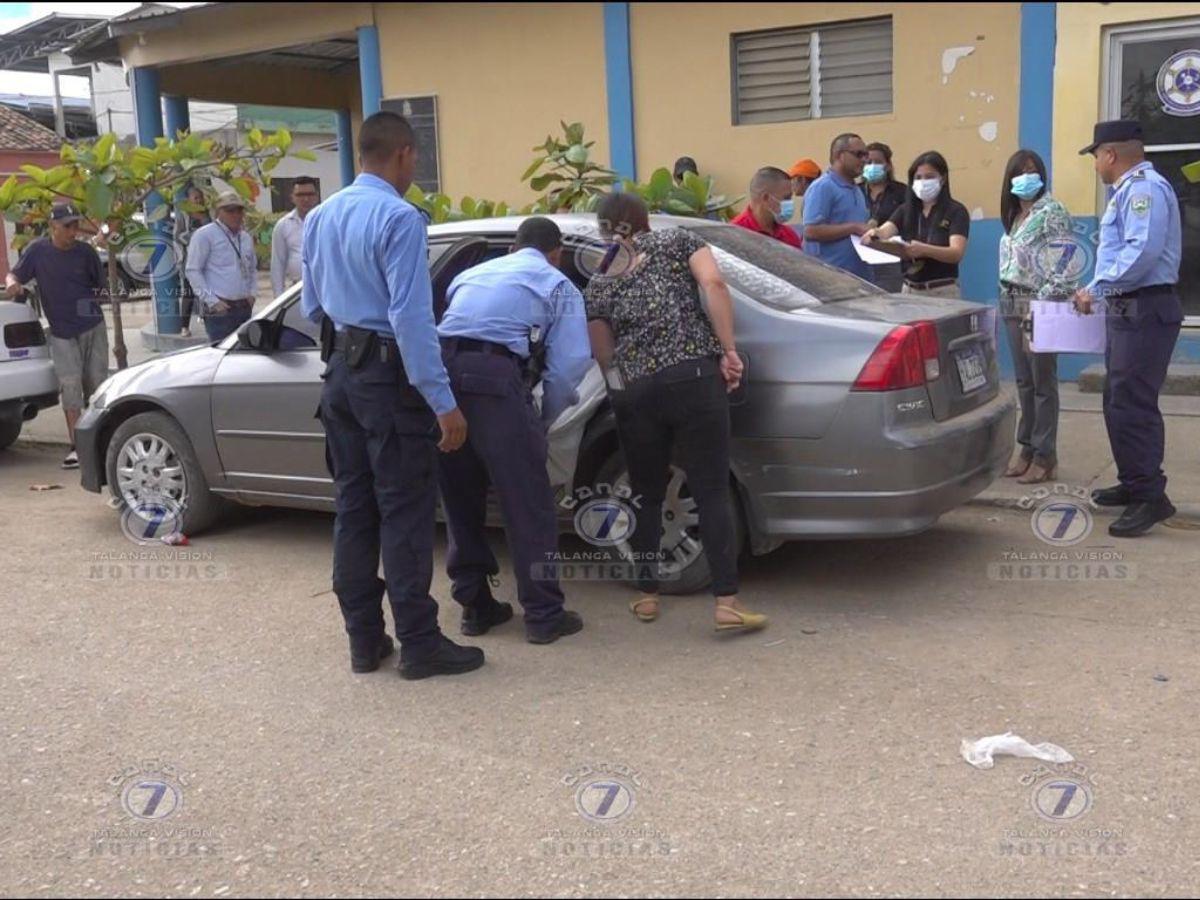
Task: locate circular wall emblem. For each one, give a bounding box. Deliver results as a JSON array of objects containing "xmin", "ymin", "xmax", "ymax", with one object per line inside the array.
[
  {"xmin": 118, "ymin": 233, "xmax": 187, "ymax": 284},
  {"xmin": 1031, "ymin": 779, "xmax": 1093, "ymax": 822},
  {"xmin": 1157, "ymin": 50, "xmax": 1200, "ymax": 117},
  {"xmin": 120, "ymin": 496, "xmax": 184, "ymax": 546},
  {"xmin": 121, "ymin": 776, "xmax": 183, "ymax": 822},
  {"xmin": 574, "ymin": 778, "xmax": 636, "ymax": 824},
  {"xmin": 1031, "ymin": 499, "xmax": 1094, "ymax": 547},
  {"xmin": 574, "ymin": 497, "xmax": 638, "ymax": 547}
]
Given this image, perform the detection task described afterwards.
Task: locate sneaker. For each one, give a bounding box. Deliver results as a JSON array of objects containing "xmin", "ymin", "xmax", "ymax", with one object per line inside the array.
[
  {"xmin": 398, "ymin": 636, "xmax": 485, "ymax": 680},
  {"xmin": 179, "ymin": 327, "xmax": 191, "ymax": 338},
  {"xmin": 61, "ymin": 449, "xmax": 79, "ymax": 470}
]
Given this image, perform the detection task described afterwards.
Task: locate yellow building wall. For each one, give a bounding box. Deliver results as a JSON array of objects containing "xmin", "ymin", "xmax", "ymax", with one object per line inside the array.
[
  {"xmin": 630, "ymin": 2, "xmax": 1021, "ymax": 219},
  {"xmin": 374, "ymin": 2, "xmax": 610, "ymax": 205},
  {"xmin": 1053, "ymin": 2, "xmax": 1200, "ymax": 215}
]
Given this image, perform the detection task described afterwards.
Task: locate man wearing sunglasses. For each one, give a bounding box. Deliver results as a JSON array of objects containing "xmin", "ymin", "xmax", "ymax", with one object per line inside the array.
[
  {"xmin": 801, "ymin": 132, "xmax": 873, "ymax": 280},
  {"xmin": 4, "ymin": 203, "xmax": 109, "ymax": 469}
]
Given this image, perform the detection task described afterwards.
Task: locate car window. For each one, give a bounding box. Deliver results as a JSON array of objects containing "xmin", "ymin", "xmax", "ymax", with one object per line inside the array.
[
  {"xmin": 684, "ymin": 224, "xmax": 885, "ymax": 308},
  {"xmin": 277, "ymin": 298, "xmax": 319, "ymax": 349}
]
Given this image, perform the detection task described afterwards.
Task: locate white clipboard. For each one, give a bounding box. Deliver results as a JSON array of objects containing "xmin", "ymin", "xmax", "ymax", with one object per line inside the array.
[{"xmin": 1029, "ymin": 299, "xmax": 1107, "ymax": 354}]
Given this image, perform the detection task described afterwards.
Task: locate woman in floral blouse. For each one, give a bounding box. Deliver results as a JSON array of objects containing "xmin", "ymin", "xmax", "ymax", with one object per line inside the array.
[
  {"xmin": 584, "ymin": 192, "xmax": 766, "ymax": 633},
  {"xmin": 998, "ymin": 149, "xmax": 1076, "ymax": 485}
]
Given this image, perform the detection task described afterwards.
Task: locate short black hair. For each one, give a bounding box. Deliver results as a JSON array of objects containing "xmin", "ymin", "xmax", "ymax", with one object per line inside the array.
[
  {"xmin": 292, "ymin": 176, "xmax": 318, "ymax": 189},
  {"xmin": 359, "ymin": 111, "xmax": 416, "ymax": 165},
  {"xmin": 749, "ymin": 166, "xmax": 791, "ymax": 195},
  {"xmin": 830, "ymin": 132, "xmax": 863, "ymax": 162},
  {"xmin": 514, "ymin": 216, "xmax": 563, "ymax": 254},
  {"xmin": 673, "ymin": 156, "xmax": 698, "ymax": 181},
  {"xmin": 596, "ymin": 190, "xmax": 651, "ymax": 238}
]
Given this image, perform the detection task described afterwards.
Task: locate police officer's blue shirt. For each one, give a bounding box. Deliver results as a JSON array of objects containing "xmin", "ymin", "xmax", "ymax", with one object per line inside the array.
[
  {"xmin": 300, "ymin": 173, "xmax": 455, "ymax": 416},
  {"xmin": 1088, "ymin": 161, "xmax": 1182, "ymax": 297},
  {"xmin": 439, "ymin": 247, "xmax": 592, "ymax": 425},
  {"xmin": 801, "ymin": 168, "xmax": 871, "ymax": 280}
]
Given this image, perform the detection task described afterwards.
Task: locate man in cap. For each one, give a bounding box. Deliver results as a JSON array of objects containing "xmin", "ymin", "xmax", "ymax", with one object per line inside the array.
[
  {"xmin": 435, "ymin": 216, "xmax": 592, "ymax": 644},
  {"xmin": 787, "ymin": 158, "xmax": 822, "ymax": 199},
  {"xmin": 4, "ymin": 203, "xmax": 109, "ymax": 469},
  {"xmin": 185, "ymin": 190, "xmax": 258, "ymax": 341},
  {"xmin": 1074, "ymin": 120, "xmax": 1183, "ymax": 537}
]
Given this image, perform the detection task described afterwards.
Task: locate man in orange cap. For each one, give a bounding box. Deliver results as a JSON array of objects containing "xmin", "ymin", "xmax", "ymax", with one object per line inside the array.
[{"xmin": 788, "ymin": 158, "xmax": 822, "ymax": 198}]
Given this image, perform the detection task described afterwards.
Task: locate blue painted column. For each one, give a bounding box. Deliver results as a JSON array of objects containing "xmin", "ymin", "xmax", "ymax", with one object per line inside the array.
[
  {"xmin": 163, "ymin": 94, "xmax": 190, "ymax": 141},
  {"xmin": 336, "ymin": 109, "xmax": 355, "ymax": 187},
  {"xmin": 1019, "ymin": 2, "xmax": 1056, "ymax": 181},
  {"xmin": 603, "ymin": 2, "xmax": 636, "ymax": 181},
  {"xmin": 160, "ymin": 95, "xmax": 191, "ymax": 335},
  {"xmin": 357, "ymin": 25, "xmax": 383, "ymax": 117},
  {"xmin": 132, "ymin": 68, "xmax": 182, "ymax": 335}
]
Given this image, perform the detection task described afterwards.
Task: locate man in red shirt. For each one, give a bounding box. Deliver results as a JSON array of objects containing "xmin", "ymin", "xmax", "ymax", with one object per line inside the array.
[{"xmin": 730, "ymin": 166, "xmax": 803, "ymax": 250}]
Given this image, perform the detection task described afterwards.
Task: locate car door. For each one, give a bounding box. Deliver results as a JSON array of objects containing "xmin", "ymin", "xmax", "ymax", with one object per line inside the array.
[{"xmin": 207, "ymin": 238, "xmax": 497, "ymax": 505}]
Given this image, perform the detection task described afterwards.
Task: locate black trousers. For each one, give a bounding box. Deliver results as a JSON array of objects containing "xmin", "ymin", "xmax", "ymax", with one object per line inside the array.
[
  {"xmin": 319, "ymin": 349, "xmax": 442, "ymax": 659},
  {"xmin": 610, "ymin": 359, "xmax": 739, "ymax": 596},
  {"xmin": 1103, "ymin": 285, "xmax": 1182, "ymax": 503},
  {"xmin": 435, "ymin": 344, "xmax": 567, "ymax": 636}
]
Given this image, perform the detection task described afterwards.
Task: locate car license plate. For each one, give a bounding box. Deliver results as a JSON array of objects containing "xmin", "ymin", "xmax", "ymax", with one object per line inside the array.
[{"xmin": 955, "ymin": 346, "xmax": 988, "ymax": 394}]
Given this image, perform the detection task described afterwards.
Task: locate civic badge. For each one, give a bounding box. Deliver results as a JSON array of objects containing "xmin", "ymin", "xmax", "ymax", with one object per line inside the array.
[{"xmin": 970, "ymin": 314, "xmax": 979, "ymax": 333}]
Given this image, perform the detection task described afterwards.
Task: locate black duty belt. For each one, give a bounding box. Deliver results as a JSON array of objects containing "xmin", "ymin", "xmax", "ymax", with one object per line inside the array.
[
  {"xmin": 904, "ymin": 278, "xmax": 958, "ymax": 291},
  {"xmin": 333, "ymin": 330, "xmax": 395, "ymax": 353},
  {"xmin": 440, "ymin": 336, "xmax": 521, "ymax": 362}
]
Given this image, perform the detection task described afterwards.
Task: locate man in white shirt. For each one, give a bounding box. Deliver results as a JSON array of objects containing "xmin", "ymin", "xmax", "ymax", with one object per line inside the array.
[
  {"xmin": 270, "ymin": 177, "xmax": 320, "ymax": 297},
  {"xmin": 185, "ymin": 190, "xmax": 259, "ymax": 341}
]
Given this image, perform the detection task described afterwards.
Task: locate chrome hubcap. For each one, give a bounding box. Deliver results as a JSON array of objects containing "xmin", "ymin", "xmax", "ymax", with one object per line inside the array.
[{"xmin": 116, "ymin": 432, "xmax": 186, "ymax": 512}]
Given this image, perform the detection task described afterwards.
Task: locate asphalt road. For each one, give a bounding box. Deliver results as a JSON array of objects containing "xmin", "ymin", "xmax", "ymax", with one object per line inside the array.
[{"xmin": 1, "ymin": 442, "xmax": 1197, "ymax": 898}]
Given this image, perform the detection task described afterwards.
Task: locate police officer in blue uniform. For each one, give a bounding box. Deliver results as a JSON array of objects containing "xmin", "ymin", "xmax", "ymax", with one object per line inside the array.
[
  {"xmin": 436, "ymin": 217, "xmax": 593, "ymax": 643},
  {"xmin": 301, "ymin": 111, "xmax": 483, "ymax": 679},
  {"xmin": 1074, "ymin": 120, "xmax": 1183, "ymax": 537}
]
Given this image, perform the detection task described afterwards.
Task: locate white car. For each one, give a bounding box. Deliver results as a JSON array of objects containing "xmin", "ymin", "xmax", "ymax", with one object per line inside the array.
[{"xmin": 0, "ymin": 300, "xmax": 58, "ymax": 449}]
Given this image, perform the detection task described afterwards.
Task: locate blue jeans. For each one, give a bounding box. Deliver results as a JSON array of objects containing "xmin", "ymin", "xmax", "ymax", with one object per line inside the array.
[{"xmin": 202, "ymin": 301, "xmax": 253, "ymax": 342}]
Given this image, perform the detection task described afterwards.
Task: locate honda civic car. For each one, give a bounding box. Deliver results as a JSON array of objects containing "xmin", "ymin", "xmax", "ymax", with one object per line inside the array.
[{"xmin": 75, "ymin": 214, "xmax": 1015, "ymax": 593}]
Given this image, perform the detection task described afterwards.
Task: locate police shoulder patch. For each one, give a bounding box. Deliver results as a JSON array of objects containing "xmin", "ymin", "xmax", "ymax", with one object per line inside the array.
[{"xmin": 1130, "ymin": 194, "xmax": 1152, "ymax": 216}]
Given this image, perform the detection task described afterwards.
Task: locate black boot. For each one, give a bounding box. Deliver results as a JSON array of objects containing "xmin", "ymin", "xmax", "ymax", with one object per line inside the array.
[
  {"xmin": 1091, "ymin": 484, "xmax": 1132, "ymax": 507},
  {"xmin": 1109, "ymin": 498, "xmax": 1176, "ymax": 538},
  {"xmin": 462, "ymin": 601, "xmax": 514, "ymax": 636},
  {"xmin": 350, "ymin": 634, "xmax": 395, "ymax": 674},
  {"xmin": 398, "ymin": 636, "xmax": 485, "ymax": 680},
  {"xmin": 527, "ymin": 610, "xmax": 584, "ymax": 645}
]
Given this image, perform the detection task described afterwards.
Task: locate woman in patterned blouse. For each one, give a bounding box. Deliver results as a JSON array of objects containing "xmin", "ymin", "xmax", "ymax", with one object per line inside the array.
[
  {"xmin": 583, "ymin": 192, "xmax": 767, "ymax": 633},
  {"xmin": 998, "ymin": 149, "xmax": 1077, "ymax": 484}
]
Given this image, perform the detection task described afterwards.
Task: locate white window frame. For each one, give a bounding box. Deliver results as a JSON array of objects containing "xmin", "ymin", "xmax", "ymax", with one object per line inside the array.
[{"xmin": 1101, "ymin": 17, "xmax": 1200, "ymax": 325}]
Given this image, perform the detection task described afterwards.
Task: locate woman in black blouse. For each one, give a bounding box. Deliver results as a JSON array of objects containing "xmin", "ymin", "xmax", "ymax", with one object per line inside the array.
[
  {"xmin": 584, "ymin": 192, "xmax": 766, "ymax": 633},
  {"xmin": 862, "ymin": 150, "xmax": 971, "ymax": 297},
  {"xmin": 862, "ymin": 141, "xmax": 908, "ymax": 227}
]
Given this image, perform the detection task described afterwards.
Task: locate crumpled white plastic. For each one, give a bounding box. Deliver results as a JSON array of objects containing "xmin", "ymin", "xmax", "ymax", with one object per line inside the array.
[{"xmin": 960, "ymin": 732, "xmax": 1074, "ymax": 770}]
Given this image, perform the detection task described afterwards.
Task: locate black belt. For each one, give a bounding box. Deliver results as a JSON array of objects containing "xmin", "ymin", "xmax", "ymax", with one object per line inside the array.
[
  {"xmin": 1110, "ymin": 283, "xmax": 1177, "ymax": 300},
  {"xmin": 440, "ymin": 336, "xmax": 521, "ymax": 362},
  {"xmin": 904, "ymin": 278, "xmax": 958, "ymax": 291},
  {"xmin": 333, "ymin": 329, "xmax": 395, "ymax": 353}
]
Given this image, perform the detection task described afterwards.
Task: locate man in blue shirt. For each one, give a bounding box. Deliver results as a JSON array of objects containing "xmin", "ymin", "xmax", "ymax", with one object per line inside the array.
[
  {"xmin": 802, "ymin": 133, "xmax": 872, "ymax": 280},
  {"xmin": 1074, "ymin": 120, "xmax": 1183, "ymax": 537},
  {"xmin": 436, "ymin": 218, "xmax": 591, "ymax": 643},
  {"xmin": 301, "ymin": 111, "xmax": 480, "ymax": 680}
]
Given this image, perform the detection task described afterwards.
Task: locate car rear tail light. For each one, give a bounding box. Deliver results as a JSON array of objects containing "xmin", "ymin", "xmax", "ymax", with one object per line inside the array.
[
  {"xmin": 914, "ymin": 320, "xmax": 941, "ymax": 381},
  {"xmin": 4, "ymin": 321, "xmax": 47, "ymax": 349},
  {"xmin": 852, "ymin": 325, "xmax": 924, "ymax": 391}
]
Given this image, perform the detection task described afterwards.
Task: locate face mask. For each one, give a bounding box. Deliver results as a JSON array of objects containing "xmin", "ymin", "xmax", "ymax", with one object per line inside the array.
[
  {"xmin": 1010, "ymin": 173, "xmax": 1044, "ymax": 200},
  {"xmin": 912, "ymin": 177, "xmax": 942, "ymax": 203},
  {"xmin": 777, "ymin": 198, "xmax": 796, "ymax": 222},
  {"xmin": 863, "ymin": 163, "xmax": 887, "ymax": 184}
]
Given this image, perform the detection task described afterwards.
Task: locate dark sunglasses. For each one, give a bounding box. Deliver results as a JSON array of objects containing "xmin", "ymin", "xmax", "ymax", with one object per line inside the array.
[{"xmin": 846, "ymin": 149, "xmax": 869, "ymax": 159}]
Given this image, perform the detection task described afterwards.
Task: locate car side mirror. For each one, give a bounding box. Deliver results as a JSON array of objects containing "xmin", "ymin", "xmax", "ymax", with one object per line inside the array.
[{"xmin": 237, "ymin": 319, "xmax": 274, "ymax": 352}]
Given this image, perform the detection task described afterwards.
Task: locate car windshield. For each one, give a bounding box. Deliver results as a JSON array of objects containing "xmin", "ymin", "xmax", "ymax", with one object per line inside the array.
[{"xmin": 683, "ymin": 224, "xmax": 885, "ymax": 308}]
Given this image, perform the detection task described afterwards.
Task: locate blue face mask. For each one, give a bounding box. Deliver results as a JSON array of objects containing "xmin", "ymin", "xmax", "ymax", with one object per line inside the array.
[
  {"xmin": 778, "ymin": 198, "xmax": 796, "ymax": 222},
  {"xmin": 863, "ymin": 163, "xmax": 887, "ymax": 184},
  {"xmin": 1011, "ymin": 173, "xmax": 1044, "ymax": 200}
]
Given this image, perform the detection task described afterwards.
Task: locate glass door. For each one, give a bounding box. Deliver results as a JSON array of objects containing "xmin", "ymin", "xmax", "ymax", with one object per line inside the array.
[{"xmin": 1105, "ymin": 18, "xmax": 1200, "ymax": 322}]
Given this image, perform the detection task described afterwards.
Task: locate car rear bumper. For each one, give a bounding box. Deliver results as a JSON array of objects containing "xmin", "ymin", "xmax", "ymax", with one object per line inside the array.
[
  {"xmin": 736, "ymin": 389, "xmax": 1016, "ymax": 540},
  {"xmin": 76, "ymin": 405, "xmax": 106, "ymax": 493},
  {"xmin": 0, "ymin": 358, "xmax": 59, "ymax": 415}
]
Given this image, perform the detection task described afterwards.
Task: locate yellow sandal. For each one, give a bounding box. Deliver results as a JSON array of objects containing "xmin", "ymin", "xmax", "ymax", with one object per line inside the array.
[
  {"xmin": 629, "ymin": 597, "xmax": 660, "ymax": 622},
  {"xmin": 714, "ymin": 605, "xmax": 768, "ymax": 633}
]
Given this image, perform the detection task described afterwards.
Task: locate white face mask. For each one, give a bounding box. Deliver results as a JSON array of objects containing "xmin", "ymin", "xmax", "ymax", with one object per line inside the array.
[{"xmin": 912, "ymin": 177, "xmax": 942, "ymax": 203}]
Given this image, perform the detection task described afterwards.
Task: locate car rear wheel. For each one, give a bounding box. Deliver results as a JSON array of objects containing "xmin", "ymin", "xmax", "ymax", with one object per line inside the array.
[
  {"xmin": 105, "ymin": 411, "xmax": 225, "ymax": 535},
  {"xmin": 596, "ymin": 455, "xmax": 745, "ymax": 596},
  {"xmin": 0, "ymin": 412, "xmax": 22, "ymax": 450}
]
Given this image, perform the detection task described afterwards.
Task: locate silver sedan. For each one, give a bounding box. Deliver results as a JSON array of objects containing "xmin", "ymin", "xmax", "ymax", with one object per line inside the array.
[{"xmin": 76, "ymin": 215, "xmax": 1015, "ymax": 593}]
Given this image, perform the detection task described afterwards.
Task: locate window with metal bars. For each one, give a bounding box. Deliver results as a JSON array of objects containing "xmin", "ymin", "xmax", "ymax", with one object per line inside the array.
[{"xmin": 731, "ymin": 17, "xmax": 893, "ymax": 125}]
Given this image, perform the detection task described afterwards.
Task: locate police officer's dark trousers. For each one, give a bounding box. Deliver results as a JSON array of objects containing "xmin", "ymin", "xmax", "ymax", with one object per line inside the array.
[
  {"xmin": 435, "ymin": 341, "xmax": 566, "ymax": 634},
  {"xmin": 1103, "ymin": 285, "xmax": 1182, "ymax": 502},
  {"xmin": 320, "ymin": 348, "xmax": 442, "ymax": 659}
]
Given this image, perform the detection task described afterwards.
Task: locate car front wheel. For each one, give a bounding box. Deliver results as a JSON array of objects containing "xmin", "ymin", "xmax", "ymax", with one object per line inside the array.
[{"xmin": 105, "ymin": 411, "xmax": 225, "ymax": 536}]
